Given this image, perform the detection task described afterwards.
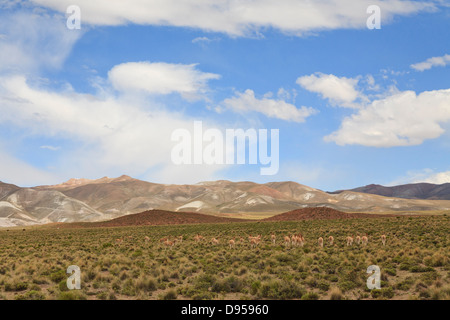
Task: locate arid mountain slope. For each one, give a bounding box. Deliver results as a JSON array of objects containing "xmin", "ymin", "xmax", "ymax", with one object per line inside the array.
[
  {"xmin": 0, "ymin": 181, "xmax": 20, "ymax": 200},
  {"xmin": 332, "ymin": 183, "xmax": 450, "ymax": 200},
  {"xmin": 1, "ymin": 176, "xmax": 450, "ymax": 227},
  {"xmin": 43, "ymin": 177, "xmax": 450, "ymax": 214},
  {"xmin": 0, "ymin": 185, "xmax": 107, "ymax": 227}
]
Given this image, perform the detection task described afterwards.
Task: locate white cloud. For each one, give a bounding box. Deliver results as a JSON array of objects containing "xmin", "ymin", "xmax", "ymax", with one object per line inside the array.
[
  {"xmin": 221, "ymin": 89, "xmax": 317, "ymax": 123},
  {"xmin": 420, "ymin": 171, "xmax": 450, "ymax": 184},
  {"xmin": 411, "ymin": 54, "xmax": 450, "ymax": 71},
  {"xmin": 32, "ymin": 0, "xmax": 434, "ymax": 36},
  {"xmin": 0, "ymin": 10, "xmax": 81, "ymax": 73},
  {"xmin": 297, "ymin": 72, "xmax": 450, "ymax": 148},
  {"xmin": 364, "ymin": 75, "xmax": 381, "ymax": 91},
  {"xmin": 192, "ymin": 36, "xmax": 219, "ymax": 44},
  {"xmin": 108, "ymin": 61, "xmax": 220, "ymax": 98},
  {"xmin": 390, "ymin": 169, "xmax": 450, "ymax": 185},
  {"xmin": 0, "ymin": 74, "xmax": 224, "ymax": 185},
  {"xmin": 276, "ymin": 88, "xmax": 295, "ymax": 101},
  {"xmin": 40, "ymin": 145, "xmax": 61, "ymax": 151},
  {"xmin": 325, "ymin": 88, "xmax": 450, "ymax": 147},
  {"xmin": 192, "ymin": 37, "xmax": 211, "ymax": 44},
  {"xmin": 297, "ymin": 73, "xmax": 366, "ymax": 108}
]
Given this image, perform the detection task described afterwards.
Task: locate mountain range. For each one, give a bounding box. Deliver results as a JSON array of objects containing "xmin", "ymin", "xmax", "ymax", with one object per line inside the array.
[
  {"xmin": 330, "ymin": 183, "xmax": 450, "ymax": 200},
  {"xmin": 1, "ymin": 176, "xmax": 450, "ymax": 227}
]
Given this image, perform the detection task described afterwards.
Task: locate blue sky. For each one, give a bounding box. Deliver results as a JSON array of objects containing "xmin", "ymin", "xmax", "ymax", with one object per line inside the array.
[{"xmin": 0, "ymin": 0, "xmax": 449, "ymax": 191}]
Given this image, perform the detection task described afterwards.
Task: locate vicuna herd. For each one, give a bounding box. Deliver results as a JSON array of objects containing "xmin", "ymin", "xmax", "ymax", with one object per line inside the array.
[{"xmin": 115, "ymin": 233, "xmax": 387, "ymax": 249}]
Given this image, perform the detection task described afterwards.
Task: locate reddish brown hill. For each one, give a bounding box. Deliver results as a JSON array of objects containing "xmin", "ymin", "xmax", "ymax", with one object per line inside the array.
[
  {"xmin": 57, "ymin": 209, "xmax": 250, "ymax": 228},
  {"xmin": 263, "ymin": 207, "xmax": 386, "ymax": 221}
]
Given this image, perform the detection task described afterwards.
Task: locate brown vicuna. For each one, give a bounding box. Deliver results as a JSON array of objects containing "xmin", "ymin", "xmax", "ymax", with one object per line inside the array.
[
  {"xmin": 329, "ymin": 235, "xmax": 334, "ymax": 246},
  {"xmin": 163, "ymin": 239, "xmax": 175, "ymax": 248},
  {"xmin": 361, "ymin": 235, "xmax": 368, "ymax": 246},
  {"xmin": 290, "ymin": 235, "xmax": 296, "ymax": 246},
  {"xmin": 250, "ymin": 237, "xmax": 260, "ymax": 249},
  {"xmin": 284, "ymin": 235, "xmax": 291, "ymax": 247},
  {"xmin": 271, "ymin": 233, "xmax": 276, "ymax": 245},
  {"xmin": 298, "ymin": 234, "xmax": 305, "ymax": 247},
  {"xmin": 318, "ymin": 237, "xmax": 324, "ymax": 248},
  {"xmin": 355, "ymin": 235, "xmax": 361, "ymax": 245},
  {"xmin": 381, "ymin": 234, "xmax": 386, "ymax": 246},
  {"xmin": 194, "ymin": 234, "xmax": 204, "ymax": 242},
  {"xmin": 160, "ymin": 237, "xmax": 168, "ymax": 243},
  {"xmin": 229, "ymin": 239, "xmax": 236, "ymax": 249},
  {"xmin": 248, "ymin": 235, "xmax": 261, "ymax": 247},
  {"xmin": 290, "ymin": 234, "xmax": 303, "ymax": 247},
  {"xmin": 250, "ymin": 234, "xmax": 262, "ymax": 244},
  {"xmin": 346, "ymin": 236, "xmax": 353, "ymax": 246}
]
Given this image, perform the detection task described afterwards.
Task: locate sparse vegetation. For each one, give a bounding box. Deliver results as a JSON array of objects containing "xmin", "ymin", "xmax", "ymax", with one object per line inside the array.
[{"xmin": 0, "ymin": 215, "xmax": 448, "ymax": 300}]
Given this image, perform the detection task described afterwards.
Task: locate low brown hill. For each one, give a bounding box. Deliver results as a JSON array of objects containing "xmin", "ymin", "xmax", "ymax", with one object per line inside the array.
[
  {"xmin": 57, "ymin": 209, "xmax": 250, "ymax": 228},
  {"xmin": 263, "ymin": 207, "xmax": 387, "ymax": 221}
]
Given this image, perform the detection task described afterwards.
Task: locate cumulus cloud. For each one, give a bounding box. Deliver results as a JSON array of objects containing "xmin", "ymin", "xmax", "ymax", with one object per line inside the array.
[
  {"xmin": 390, "ymin": 169, "xmax": 450, "ymax": 185},
  {"xmin": 324, "ymin": 88, "xmax": 450, "ymax": 147},
  {"xmin": 108, "ymin": 62, "xmax": 220, "ymax": 98},
  {"xmin": 297, "ymin": 73, "xmax": 366, "ymax": 108},
  {"xmin": 32, "ymin": 0, "xmax": 434, "ymax": 36},
  {"xmin": 419, "ymin": 171, "xmax": 450, "ymax": 184},
  {"xmin": 221, "ymin": 89, "xmax": 317, "ymax": 123},
  {"xmin": 0, "ymin": 74, "xmax": 224, "ymax": 185},
  {"xmin": 411, "ymin": 53, "xmax": 450, "ymax": 71},
  {"xmin": 297, "ymin": 72, "xmax": 450, "ymax": 148}
]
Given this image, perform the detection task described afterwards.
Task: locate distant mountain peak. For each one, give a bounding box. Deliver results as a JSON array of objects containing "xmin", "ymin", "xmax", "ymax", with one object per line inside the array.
[
  {"xmin": 113, "ymin": 175, "xmax": 134, "ymax": 182},
  {"xmin": 64, "ymin": 178, "xmax": 94, "ymax": 185},
  {"xmin": 37, "ymin": 175, "xmax": 136, "ymax": 190},
  {"xmin": 196, "ymin": 180, "xmax": 234, "ymax": 185},
  {"xmin": 338, "ymin": 182, "xmax": 450, "ymax": 200}
]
